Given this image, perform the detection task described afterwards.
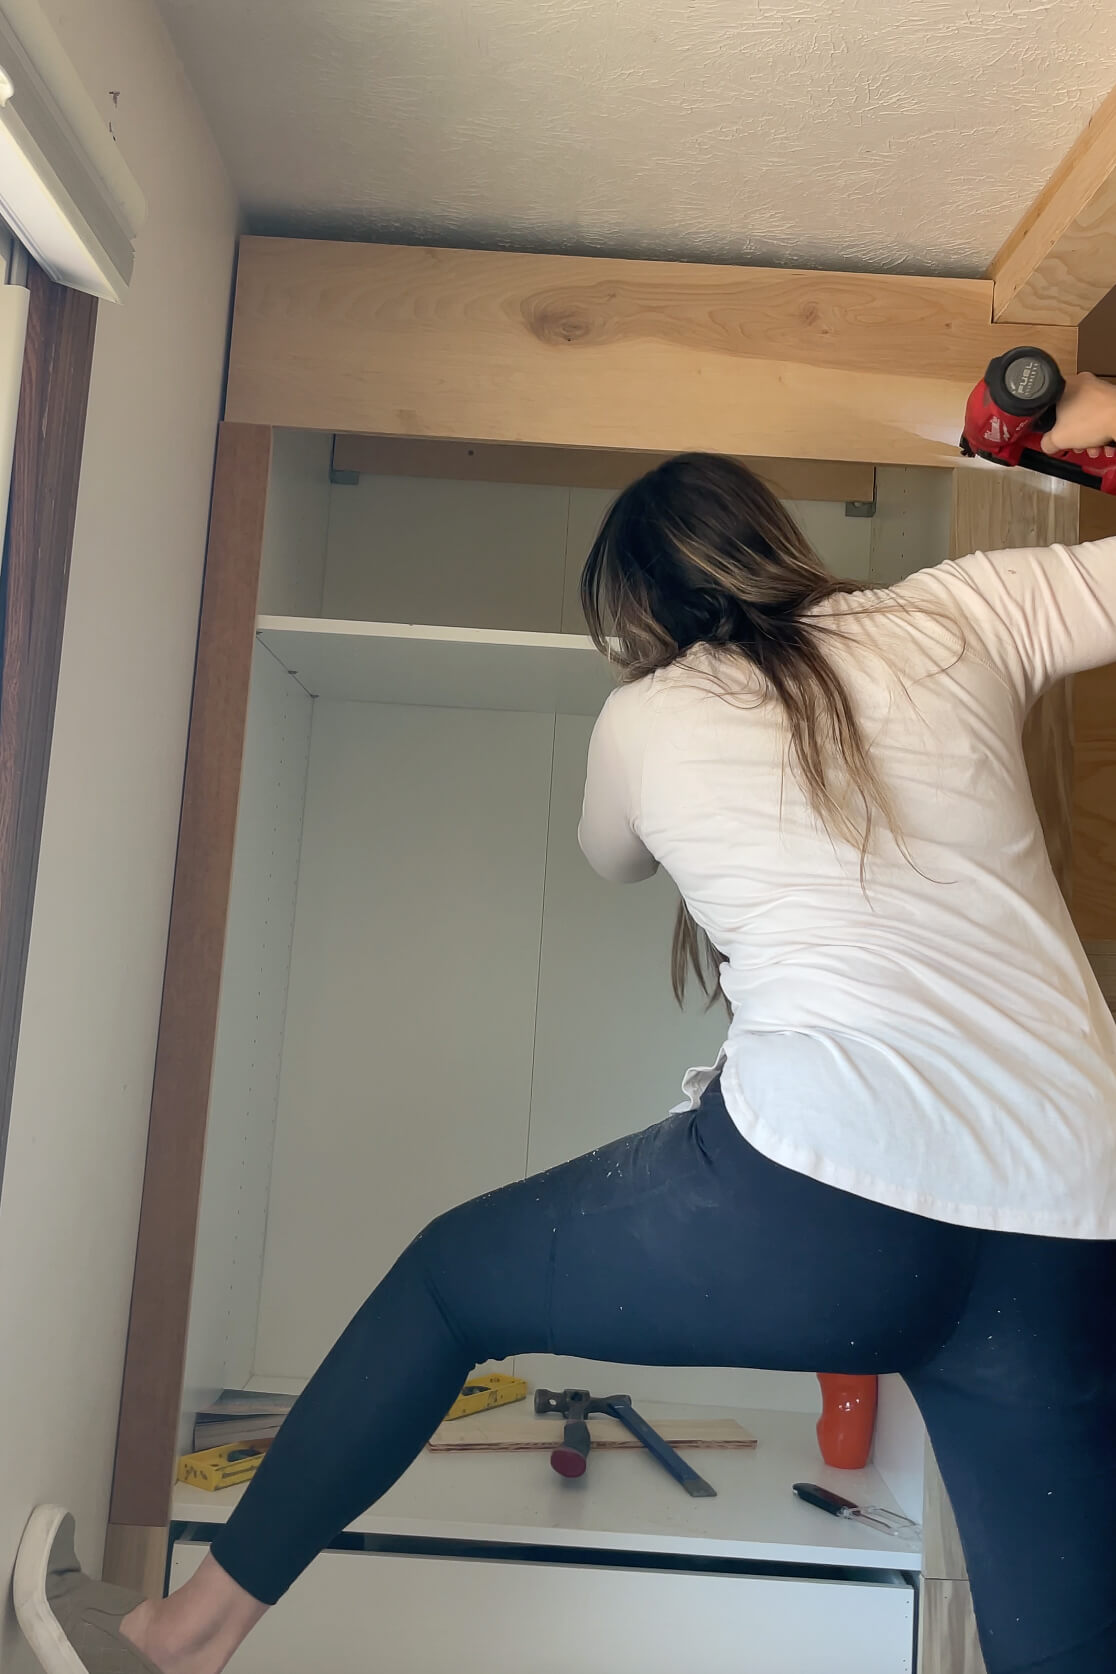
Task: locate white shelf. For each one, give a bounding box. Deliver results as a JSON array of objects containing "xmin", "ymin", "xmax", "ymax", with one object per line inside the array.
[
  {"xmin": 172, "ymin": 1400, "xmax": 920, "ymax": 1573},
  {"xmin": 256, "ymin": 617, "xmax": 617, "ymax": 716}
]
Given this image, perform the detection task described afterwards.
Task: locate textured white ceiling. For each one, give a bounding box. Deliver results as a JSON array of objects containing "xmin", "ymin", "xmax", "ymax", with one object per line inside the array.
[{"xmin": 152, "ymin": 0, "xmax": 1116, "ymax": 276}]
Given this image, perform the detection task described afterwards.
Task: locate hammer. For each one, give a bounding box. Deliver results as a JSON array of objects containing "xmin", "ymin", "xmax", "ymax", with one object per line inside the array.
[{"xmin": 534, "ymin": 1387, "xmax": 717, "ymax": 1498}]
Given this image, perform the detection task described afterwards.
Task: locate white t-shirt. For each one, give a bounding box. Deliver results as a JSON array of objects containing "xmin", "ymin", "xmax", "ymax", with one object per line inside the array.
[{"xmin": 578, "ymin": 538, "xmax": 1116, "ymax": 1237}]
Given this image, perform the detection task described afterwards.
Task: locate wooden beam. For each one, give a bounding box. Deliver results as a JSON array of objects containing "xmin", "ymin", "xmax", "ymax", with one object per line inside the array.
[
  {"xmin": 226, "ymin": 238, "xmax": 1075, "ymax": 469},
  {"xmin": 107, "ymin": 423, "xmax": 271, "ymax": 1542},
  {"xmin": 990, "ymin": 86, "xmax": 1116, "ymax": 326},
  {"xmin": 331, "ymin": 434, "xmax": 876, "ymax": 504}
]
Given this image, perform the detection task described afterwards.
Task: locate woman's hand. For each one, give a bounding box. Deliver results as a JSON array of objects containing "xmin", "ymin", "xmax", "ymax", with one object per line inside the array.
[{"xmin": 1041, "ymin": 371, "xmax": 1116, "ymax": 458}]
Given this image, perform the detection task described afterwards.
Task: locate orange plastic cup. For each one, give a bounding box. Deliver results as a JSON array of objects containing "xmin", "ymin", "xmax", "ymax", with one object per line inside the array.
[{"xmin": 816, "ymin": 1372, "xmax": 878, "ymax": 1470}]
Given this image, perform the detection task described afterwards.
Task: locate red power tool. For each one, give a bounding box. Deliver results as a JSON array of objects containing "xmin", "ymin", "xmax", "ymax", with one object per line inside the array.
[{"xmin": 960, "ymin": 346, "xmax": 1116, "ymax": 495}]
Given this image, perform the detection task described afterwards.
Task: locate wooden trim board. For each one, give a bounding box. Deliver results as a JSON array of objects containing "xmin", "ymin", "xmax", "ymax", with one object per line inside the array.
[
  {"xmin": 102, "ymin": 1525, "xmax": 168, "ymax": 1599},
  {"xmin": 918, "ymin": 1579, "xmax": 987, "ymax": 1674},
  {"xmin": 332, "ymin": 434, "xmax": 876, "ymax": 504},
  {"xmin": 0, "ymin": 264, "xmax": 97, "ymax": 1195},
  {"xmin": 226, "ymin": 238, "xmax": 1075, "ymax": 467},
  {"xmin": 107, "ymin": 424, "xmax": 272, "ymax": 1541},
  {"xmin": 990, "ymin": 85, "xmax": 1116, "ymax": 327}
]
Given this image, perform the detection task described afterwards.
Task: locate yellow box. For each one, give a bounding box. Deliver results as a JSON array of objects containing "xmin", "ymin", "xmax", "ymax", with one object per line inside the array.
[
  {"xmin": 445, "ymin": 1374, "xmax": 528, "ymax": 1422},
  {"xmin": 177, "ymin": 1443, "xmax": 269, "ymax": 1492}
]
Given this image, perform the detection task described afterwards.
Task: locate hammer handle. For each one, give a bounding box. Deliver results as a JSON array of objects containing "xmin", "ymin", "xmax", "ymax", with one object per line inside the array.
[
  {"xmin": 551, "ymin": 1418, "xmax": 591, "ymax": 1478},
  {"xmin": 603, "ymin": 1399, "xmax": 717, "ymax": 1498}
]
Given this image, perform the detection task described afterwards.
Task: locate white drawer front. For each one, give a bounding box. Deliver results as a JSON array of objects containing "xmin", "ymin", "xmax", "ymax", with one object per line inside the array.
[{"xmin": 172, "ymin": 1543, "xmax": 914, "ymax": 1674}]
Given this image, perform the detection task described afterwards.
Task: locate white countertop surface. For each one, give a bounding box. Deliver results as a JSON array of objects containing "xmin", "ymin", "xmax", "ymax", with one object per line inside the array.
[{"xmin": 173, "ymin": 1401, "xmax": 921, "ymax": 1572}]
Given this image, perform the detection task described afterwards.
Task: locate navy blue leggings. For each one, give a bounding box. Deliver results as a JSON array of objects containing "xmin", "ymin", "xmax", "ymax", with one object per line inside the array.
[{"xmin": 212, "ymin": 1080, "xmax": 1116, "ymax": 1673}]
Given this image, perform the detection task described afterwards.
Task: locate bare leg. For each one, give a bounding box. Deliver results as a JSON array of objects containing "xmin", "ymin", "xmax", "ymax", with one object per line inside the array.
[{"xmin": 120, "ymin": 1556, "xmax": 266, "ymax": 1674}]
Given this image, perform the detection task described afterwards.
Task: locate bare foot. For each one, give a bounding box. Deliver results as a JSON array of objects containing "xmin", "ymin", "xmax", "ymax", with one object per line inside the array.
[{"xmin": 120, "ymin": 1558, "xmax": 267, "ymax": 1674}]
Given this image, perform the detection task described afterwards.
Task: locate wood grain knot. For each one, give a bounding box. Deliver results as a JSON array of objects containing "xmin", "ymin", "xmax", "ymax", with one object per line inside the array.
[{"xmin": 525, "ymin": 298, "xmax": 609, "ymax": 347}]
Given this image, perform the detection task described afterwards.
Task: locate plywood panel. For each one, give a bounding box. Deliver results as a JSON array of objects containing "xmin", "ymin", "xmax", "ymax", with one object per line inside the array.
[
  {"xmin": 519, "ymin": 713, "xmax": 817, "ymax": 1415},
  {"xmin": 252, "ymin": 701, "xmax": 554, "ymax": 1377},
  {"xmin": 227, "ymin": 238, "xmax": 1074, "ymax": 467},
  {"xmin": 322, "ymin": 474, "xmax": 569, "ymax": 630},
  {"xmin": 991, "ymin": 84, "xmax": 1116, "ymax": 327},
  {"xmin": 181, "ymin": 644, "xmax": 312, "ymax": 1444},
  {"xmin": 332, "ymin": 433, "xmax": 877, "ymax": 504}
]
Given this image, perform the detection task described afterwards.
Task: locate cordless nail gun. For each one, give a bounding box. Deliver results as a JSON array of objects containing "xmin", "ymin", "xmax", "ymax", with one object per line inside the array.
[{"xmin": 960, "ymin": 346, "xmax": 1116, "ymax": 495}]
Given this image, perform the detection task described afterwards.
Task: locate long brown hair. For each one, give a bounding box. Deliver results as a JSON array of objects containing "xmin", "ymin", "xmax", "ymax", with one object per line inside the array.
[{"xmin": 580, "ymin": 452, "xmax": 898, "ymax": 1007}]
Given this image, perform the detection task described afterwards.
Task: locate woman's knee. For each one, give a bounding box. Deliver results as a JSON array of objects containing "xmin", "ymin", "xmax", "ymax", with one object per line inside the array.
[
  {"xmin": 410, "ymin": 1196, "xmax": 477, "ymax": 1277},
  {"xmin": 406, "ymin": 1182, "xmax": 549, "ymax": 1362}
]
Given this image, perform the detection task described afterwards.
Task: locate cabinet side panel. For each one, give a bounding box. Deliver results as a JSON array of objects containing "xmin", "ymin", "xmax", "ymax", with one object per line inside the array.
[{"xmin": 182, "ymin": 645, "xmax": 312, "ymax": 1444}]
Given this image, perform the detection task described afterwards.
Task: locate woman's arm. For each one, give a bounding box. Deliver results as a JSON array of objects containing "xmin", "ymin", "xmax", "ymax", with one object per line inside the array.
[
  {"xmin": 917, "ymin": 371, "xmax": 1116, "ymax": 707},
  {"xmin": 578, "ymin": 692, "xmax": 659, "ymax": 884}
]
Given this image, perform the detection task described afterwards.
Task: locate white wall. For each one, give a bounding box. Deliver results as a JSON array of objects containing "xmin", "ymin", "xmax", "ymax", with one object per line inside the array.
[{"xmin": 0, "ymin": 2, "xmax": 238, "ymax": 1663}]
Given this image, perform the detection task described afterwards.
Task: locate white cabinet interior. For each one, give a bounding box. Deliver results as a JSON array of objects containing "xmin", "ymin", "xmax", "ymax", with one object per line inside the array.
[{"xmin": 177, "ymin": 443, "xmax": 946, "ymax": 1654}]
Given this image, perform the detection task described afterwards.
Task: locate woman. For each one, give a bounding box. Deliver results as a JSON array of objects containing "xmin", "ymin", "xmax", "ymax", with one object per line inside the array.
[{"xmin": 16, "ymin": 374, "xmax": 1116, "ymax": 1674}]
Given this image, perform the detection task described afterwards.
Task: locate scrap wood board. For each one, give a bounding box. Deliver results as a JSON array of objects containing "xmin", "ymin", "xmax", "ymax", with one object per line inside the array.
[{"xmin": 428, "ymin": 1416, "xmax": 757, "ymax": 1452}]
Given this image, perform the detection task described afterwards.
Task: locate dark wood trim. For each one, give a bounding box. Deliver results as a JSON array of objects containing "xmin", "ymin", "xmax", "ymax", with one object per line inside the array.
[
  {"xmin": 108, "ymin": 423, "xmax": 272, "ymax": 1539},
  {"xmin": 0, "ymin": 264, "xmax": 97, "ymax": 1193}
]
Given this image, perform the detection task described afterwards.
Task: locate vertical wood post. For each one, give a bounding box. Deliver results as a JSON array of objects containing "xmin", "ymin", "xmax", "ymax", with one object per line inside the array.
[{"xmin": 105, "ymin": 423, "xmax": 272, "ymax": 1591}]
